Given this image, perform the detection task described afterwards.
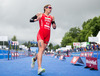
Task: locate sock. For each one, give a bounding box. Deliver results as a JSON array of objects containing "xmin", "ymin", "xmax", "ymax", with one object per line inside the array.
[{"xmin": 34, "ymin": 58, "xmax": 36, "ymax": 61}]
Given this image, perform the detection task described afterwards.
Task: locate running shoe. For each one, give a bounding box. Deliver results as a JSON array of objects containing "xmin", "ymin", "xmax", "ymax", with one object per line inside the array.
[
  {"xmin": 38, "ymin": 68, "xmax": 45, "ymax": 75},
  {"xmin": 31, "ymin": 58, "xmax": 35, "ymax": 68}
]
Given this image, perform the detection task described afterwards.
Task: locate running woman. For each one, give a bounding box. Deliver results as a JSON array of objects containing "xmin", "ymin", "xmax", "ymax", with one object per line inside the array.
[{"xmin": 30, "ymin": 4, "xmax": 56, "ymax": 75}]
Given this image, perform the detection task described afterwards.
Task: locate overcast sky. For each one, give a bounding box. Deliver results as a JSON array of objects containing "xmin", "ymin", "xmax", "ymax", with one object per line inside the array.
[{"xmin": 0, "ymin": 0, "xmax": 100, "ymax": 45}]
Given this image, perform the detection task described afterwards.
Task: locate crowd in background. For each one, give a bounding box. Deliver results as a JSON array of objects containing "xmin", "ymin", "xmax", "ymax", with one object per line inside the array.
[{"xmin": 70, "ymin": 43, "xmax": 100, "ymax": 52}]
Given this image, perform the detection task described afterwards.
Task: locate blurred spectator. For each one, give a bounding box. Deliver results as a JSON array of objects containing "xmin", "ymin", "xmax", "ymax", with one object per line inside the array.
[
  {"xmin": 84, "ymin": 48, "xmax": 86, "ymax": 51},
  {"xmin": 28, "ymin": 47, "xmax": 31, "ymax": 56},
  {"xmin": 96, "ymin": 44, "xmax": 99, "ymax": 50},
  {"xmin": 93, "ymin": 44, "xmax": 95, "ymax": 50},
  {"xmin": 99, "ymin": 44, "xmax": 100, "ymax": 50},
  {"xmin": 66, "ymin": 50, "xmax": 69, "ymax": 56}
]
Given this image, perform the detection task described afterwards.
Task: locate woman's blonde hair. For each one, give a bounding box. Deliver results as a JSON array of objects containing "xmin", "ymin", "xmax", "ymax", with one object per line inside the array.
[{"xmin": 44, "ymin": 4, "xmax": 51, "ymax": 12}]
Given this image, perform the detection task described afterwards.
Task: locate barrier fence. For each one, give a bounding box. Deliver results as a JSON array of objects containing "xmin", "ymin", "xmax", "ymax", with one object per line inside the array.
[
  {"xmin": 1, "ymin": 50, "xmax": 100, "ymax": 60},
  {"xmin": 0, "ymin": 50, "xmax": 28, "ymax": 60},
  {"xmin": 71, "ymin": 50, "xmax": 100, "ymax": 59}
]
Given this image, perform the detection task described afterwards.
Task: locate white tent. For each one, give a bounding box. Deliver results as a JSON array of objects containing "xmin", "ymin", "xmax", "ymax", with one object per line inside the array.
[
  {"xmin": 96, "ymin": 31, "xmax": 100, "ymax": 44},
  {"xmin": 56, "ymin": 45, "xmax": 72, "ymax": 52},
  {"xmin": 88, "ymin": 31, "xmax": 100, "ymax": 44}
]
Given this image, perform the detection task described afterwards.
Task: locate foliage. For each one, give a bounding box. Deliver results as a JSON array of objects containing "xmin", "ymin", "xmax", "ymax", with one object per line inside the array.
[
  {"xmin": 48, "ymin": 43, "xmax": 53, "ymax": 51},
  {"xmin": 12, "ymin": 35, "xmax": 17, "ymax": 41},
  {"xmin": 61, "ymin": 16, "xmax": 100, "ymax": 47},
  {"xmin": 22, "ymin": 41, "xmax": 37, "ymax": 48},
  {"xmin": 61, "ymin": 27, "xmax": 81, "ymax": 47},
  {"xmin": 53, "ymin": 44, "xmax": 60, "ymax": 51}
]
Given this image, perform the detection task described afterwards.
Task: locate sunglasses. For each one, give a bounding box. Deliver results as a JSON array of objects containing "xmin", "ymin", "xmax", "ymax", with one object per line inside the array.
[{"xmin": 46, "ymin": 6, "xmax": 52, "ymax": 9}]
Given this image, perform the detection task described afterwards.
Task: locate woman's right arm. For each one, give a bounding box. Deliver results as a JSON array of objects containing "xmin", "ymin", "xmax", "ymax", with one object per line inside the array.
[{"xmin": 30, "ymin": 13, "xmax": 42, "ymax": 22}]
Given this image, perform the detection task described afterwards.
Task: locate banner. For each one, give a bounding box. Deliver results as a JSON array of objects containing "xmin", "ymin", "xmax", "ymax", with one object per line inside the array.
[
  {"xmin": 86, "ymin": 57, "xmax": 98, "ymax": 70},
  {"xmin": 0, "ymin": 36, "xmax": 8, "ymax": 41},
  {"xmin": 80, "ymin": 52, "xmax": 93, "ymax": 57},
  {"xmin": 71, "ymin": 56, "xmax": 84, "ymax": 64},
  {"xmin": 59, "ymin": 55, "xmax": 66, "ymax": 60},
  {"xmin": 11, "ymin": 41, "xmax": 19, "ymax": 45},
  {"xmin": 11, "ymin": 52, "xmax": 19, "ymax": 57},
  {"xmin": 88, "ymin": 37, "xmax": 98, "ymax": 42},
  {"xmin": 73, "ymin": 42, "xmax": 80, "ymax": 47}
]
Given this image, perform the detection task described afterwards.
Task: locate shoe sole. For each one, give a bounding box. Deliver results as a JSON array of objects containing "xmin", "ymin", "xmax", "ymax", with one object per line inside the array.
[
  {"xmin": 38, "ymin": 69, "xmax": 45, "ymax": 75},
  {"xmin": 31, "ymin": 58, "xmax": 35, "ymax": 68},
  {"xmin": 31, "ymin": 63, "xmax": 35, "ymax": 68}
]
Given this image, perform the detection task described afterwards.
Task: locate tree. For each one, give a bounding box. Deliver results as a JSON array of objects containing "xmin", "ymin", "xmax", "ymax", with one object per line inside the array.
[
  {"xmin": 53, "ymin": 45, "xmax": 60, "ymax": 51},
  {"xmin": 11, "ymin": 35, "xmax": 18, "ymax": 50},
  {"xmin": 12, "ymin": 35, "xmax": 17, "ymax": 41},
  {"xmin": 22, "ymin": 40, "xmax": 37, "ymax": 48},
  {"xmin": 27, "ymin": 41, "xmax": 31, "ymax": 48},
  {"xmin": 22, "ymin": 42, "xmax": 28, "ymax": 46},
  {"xmin": 79, "ymin": 16, "xmax": 100, "ymax": 41},
  {"xmin": 61, "ymin": 27, "xmax": 81, "ymax": 47},
  {"xmin": 0, "ymin": 41, "xmax": 8, "ymax": 48},
  {"xmin": 48, "ymin": 43, "xmax": 53, "ymax": 51},
  {"xmin": 61, "ymin": 35, "xmax": 73, "ymax": 47},
  {"xmin": 69, "ymin": 27, "xmax": 81, "ymax": 39},
  {"xmin": 61, "ymin": 16, "xmax": 100, "ymax": 48}
]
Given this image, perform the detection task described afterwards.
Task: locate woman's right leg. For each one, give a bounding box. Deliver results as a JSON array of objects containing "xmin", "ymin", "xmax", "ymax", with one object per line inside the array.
[
  {"xmin": 32, "ymin": 41, "xmax": 47, "ymax": 67},
  {"xmin": 37, "ymin": 40, "xmax": 45, "ymax": 69}
]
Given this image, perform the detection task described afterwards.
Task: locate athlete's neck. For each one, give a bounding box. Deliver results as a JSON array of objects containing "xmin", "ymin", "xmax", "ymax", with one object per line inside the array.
[{"xmin": 44, "ymin": 12, "xmax": 50, "ymax": 16}]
